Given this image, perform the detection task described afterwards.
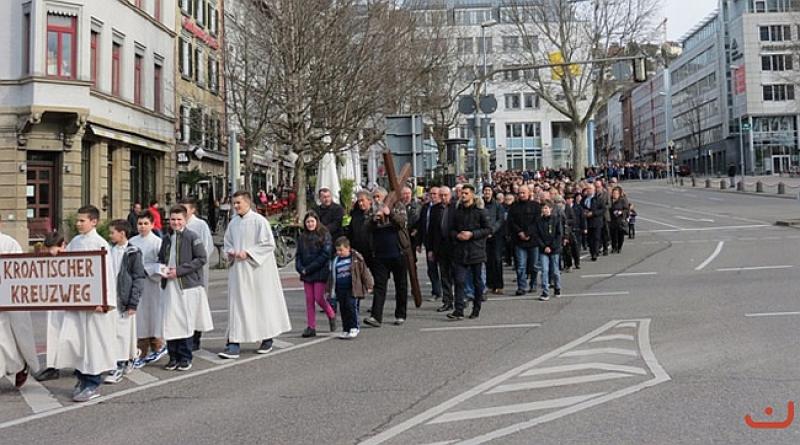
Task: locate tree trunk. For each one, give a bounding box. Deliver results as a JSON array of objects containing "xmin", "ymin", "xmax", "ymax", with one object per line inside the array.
[
  {"xmin": 571, "ymin": 124, "xmax": 588, "ymax": 179},
  {"xmin": 294, "ymin": 154, "xmax": 307, "ymax": 224}
]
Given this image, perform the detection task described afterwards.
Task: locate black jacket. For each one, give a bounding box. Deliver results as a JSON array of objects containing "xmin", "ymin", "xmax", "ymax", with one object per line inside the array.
[
  {"xmin": 507, "ymin": 200, "xmax": 540, "ymax": 248},
  {"xmin": 346, "ymin": 206, "xmax": 373, "ymax": 260},
  {"xmin": 582, "ymin": 194, "xmax": 606, "ymax": 229},
  {"xmin": 418, "ymin": 202, "xmax": 436, "ymax": 251},
  {"xmin": 610, "ymin": 197, "xmax": 630, "ymax": 229},
  {"xmin": 449, "ymin": 202, "xmax": 491, "ymax": 265},
  {"xmin": 158, "ymin": 229, "xmax": 207, "ymax": 290},
  {"xmin": 315, "ymin": 203, "xmax": 345, "ymax": 242},
  {"xmin": 483, "ymin": 198, "xmax": 505, "ymax": 238},
  {"xmin": 115, "ymin": 245, "xmax": 147, "ymax": 312},
  {"xmin": 564, "ymin": 203, "xmax": 586, "ymax": 235},
  {"xmin": 536, "ymin": 213, "xmax": 563, "ymax": 254},
  {"xmin": 428, "ymin": 203, "xmax": 453, "ymax": 258},
  {"xmin": 296, "ymin": 231, "xmax": 332, "ymax": 283}
]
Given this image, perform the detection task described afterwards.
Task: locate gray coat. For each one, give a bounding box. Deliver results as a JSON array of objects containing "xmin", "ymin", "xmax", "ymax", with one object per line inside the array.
[
  {"xmin": 158, "ymin": 229, "xmax": 207, "ymax": 290},
  {"xmin": 117, "ymin": 246, "xmax": 147, "ymax": 312}
]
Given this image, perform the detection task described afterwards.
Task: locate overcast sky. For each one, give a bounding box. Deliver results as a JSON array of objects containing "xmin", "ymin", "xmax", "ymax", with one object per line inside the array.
[{"xmin": 663, "ymin": 0, "xmax": 719, "ymax": 41}]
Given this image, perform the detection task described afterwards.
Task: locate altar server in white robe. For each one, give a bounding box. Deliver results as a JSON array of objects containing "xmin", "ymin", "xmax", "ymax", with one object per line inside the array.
[
  {"xmin": 129, "ymin": 212, "xmax": 166, "ymax": 365},
  {"xmin": 158, "ymin": 205, "xmax": 209, "ymax": 371},
  {"xmin": 34, "ymin": 232, "xmax": 66, "ymax": 382},
  {"xmin": 54, "ymin": 205, "xmax": 118, "ymax": 402},
  {"xmin": 0, "ymin": 223, "xmax": 39, "ymax": 388},
  {"xmin": 218, "ymin": 191, "xmax": 291, "ymax": 360},
  {"xmin": 180, "ymin": 197, "xmax": 214, "ymax": 351}
]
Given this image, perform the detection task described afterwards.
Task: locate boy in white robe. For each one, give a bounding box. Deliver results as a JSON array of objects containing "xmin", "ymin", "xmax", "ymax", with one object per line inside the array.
[
  {"xmin": 0, "ymin": 223, "xmax": 39, "ymax": 388},
  {"xmin": 129, "ymin": 212, "xmax": 166, "ymax": 366},
  {"xmin": 158, "ymin": 205, "xmax": 209, "ymax": 371},
  {"xmin": 104, "ymin": 220, "xmax": 146, "ymax": 384},
  {"xmin": 218, "ymin": 191, "xmax": 291, "ymax": 359},
  {"xmin": 34, "ymin": 232, "xmax": 66, "ymax": 381},
  {"xmin": 56, "ymin": 205, "xmax": 118, "ymax": 402},
  {"xmin": 180, "ymin": 198, "xmax": 214, "ymax": 351}
]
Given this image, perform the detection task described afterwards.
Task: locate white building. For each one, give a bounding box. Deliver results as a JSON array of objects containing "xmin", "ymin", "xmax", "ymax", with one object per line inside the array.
[
  {"xmin": 411, "ymin": 0, "xmax": 589, "ymax": 174},
  {"xmin": 0, "ymin": 0, "xmax": 177, "ymax": 243}
]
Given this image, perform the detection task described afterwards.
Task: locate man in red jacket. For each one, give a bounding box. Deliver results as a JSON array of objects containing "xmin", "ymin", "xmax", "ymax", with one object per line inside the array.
[{"xmin": 149, "ymin": 199, "xmax": 163, "ymax": 238}]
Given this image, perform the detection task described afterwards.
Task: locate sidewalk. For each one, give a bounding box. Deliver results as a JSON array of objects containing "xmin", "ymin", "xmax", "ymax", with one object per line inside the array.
[{"xmin": 674, "ymin": 174, "xmax": 800, "ymax": 200}]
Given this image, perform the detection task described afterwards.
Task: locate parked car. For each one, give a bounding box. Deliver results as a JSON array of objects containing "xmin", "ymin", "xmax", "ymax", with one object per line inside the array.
[{"xmin": 677, "ymin": 165, "xmax": 692, "ymax": 177}]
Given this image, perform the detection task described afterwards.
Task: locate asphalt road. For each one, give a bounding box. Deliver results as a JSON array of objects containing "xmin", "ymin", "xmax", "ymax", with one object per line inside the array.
[{"xmin": 3, "ymin": 180, "xmax": 800, "ymax": 444}]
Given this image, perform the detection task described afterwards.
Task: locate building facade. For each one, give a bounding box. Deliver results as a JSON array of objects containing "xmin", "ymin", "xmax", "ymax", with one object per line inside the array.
[
  {"xmin": 175, "ymin": 0, "xmax": 225, "ymax": 220},
  {"xmin": 0, "ymin": 0, "xmax": 176, "ymax": 245}
]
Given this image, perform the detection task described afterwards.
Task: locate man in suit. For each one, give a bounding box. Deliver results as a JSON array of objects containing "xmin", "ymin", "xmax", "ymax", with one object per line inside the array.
[
  {"xmin": 582, "ymin": 185, "xmax": 606, "ymax": 261},
  {"xmin": 428, "ymin": 186, "xmax": 454, "ymax": 312},
  {"xmin": 418, "ymin": 186, "xmax": 442, "ymax": 301}
]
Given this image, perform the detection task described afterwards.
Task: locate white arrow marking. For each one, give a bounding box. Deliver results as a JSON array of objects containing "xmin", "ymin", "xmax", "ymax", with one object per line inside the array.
[{"xmin": 588, "ymin": 334, "xmax": 636, "ymax": 343}]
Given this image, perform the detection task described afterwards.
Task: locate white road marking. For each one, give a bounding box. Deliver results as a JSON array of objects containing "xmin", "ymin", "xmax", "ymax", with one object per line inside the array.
[
  {"xmin": 581, "ymin": 272, "xmax": 657, "ymax": 278},
  {"xmin": 427, "ymin": 393, "xmax": 606, "ymax": 424},
  {"xmin": 639, "ymin": 224, "xmax": 770, "ymax": 233},
  {"xmin": 125, "ymin": 369, "xmax": 159, "ymax": 385},
  {"xmin": 642, "ymin": 241, "xmax": 661, "ymax": 245},
  {"xmin": 283, "ymin": 287, "xmax": 304, "ymax": 292},
  {"xmin": 716, "ymin": 265, "xmax": 793, "ymax": 272},
  {"xmin": 637, "ymin": 216, "xmax": 684, "ymax": 230},
  {"xmin": 695, "ymin": 241, "xmax": 724, "ymax": 271},
  {"xmin": 559, "ymin": 347, "xmax": 638, "ymax": 358},
  {"xmin": 671, "ymin": 240, "xmax": 685, "ymax": 244},
  {"xmin": 687, "ymin": 239, "xmax": 707, "ymax": 244},
  {"xmin": 615, "ymin": 322, "xmax": 637, "ymax": 328},
  {"xmin": 674, "ymin": 215, "xmax": 714, "ymax": 223},
  {"xmin": 761, "ymin": 236, "xmax": 781, "ymax": 240},
  {"xmin": 487, "ymin": 373, "xmax": 632, "ymax": 395},
  {"xmin": 272, "ymin": 339, "xmax": 295, "ymax": 349},
  {"xmin": 193, "ymin": 348, "xmax": 240, "ymax": 365},
  {"xmin": 359, "ymin": 319, "xmax": 669, "ymax": 445},
  {"xmin": 5, "ymin": 376, "xmax": 62, "ymax": 413},
  {"xmin": 486, "ymin": 291, "xmax": 630, "ymax": 301},
  {"xmin": 739, "ymin": 237, "xmax": 758, "ymax": 241},
  {"xmin": 421, "ymin": 323, "xmax": 541, "ymax": 332},
  {"xmin": 745, "ymin": 311, "xmax": 800, "ymax": 318},
  {"xmin": 588, "ymin": 334, "xmax": 636, "ymax": 343},
  {"xmin": 707, "ymin": 197, "xmax": 724, "ymax": 201},
  {"xmin": 520, "ymin": 363, "xmax": 646, "ymax": 377},
  {"xmin": 634, "ymin": 198, "xmax": 767, "ymax": 224},
  {"xmin": 0, "ymin": 336, "xmax": 334, "ymax": 430}
]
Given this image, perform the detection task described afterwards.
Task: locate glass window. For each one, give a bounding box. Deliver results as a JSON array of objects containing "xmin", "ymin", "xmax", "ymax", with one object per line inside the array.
[
  {"xmin": 134, "ymin": 54, "xmax": 143, "ymax": 105},
  {"xmin": 505, "ymin": 94, "xmax": 521, "ymax": 110},
  {"xmin": 47, "ymin": 15, "xmax": 77, "ymax": 79},
  {"xmin": 112, "ymin": 42, "xmax": 121, "ymax": 96},
  {"xmin": 90, "ymin": 31, "xmax": 98, "ymax": 86},
  {"xmin": 457, "ymin": 38, "xmax": 473, "ymax": 55},
  {"xmin": 478, "ymin": 37, "xmax": 493, "ymax": 55},
  {"xmin": 524, "ymin": 93, "xmax": 539, "ymax": 108},
  {"xmin": 503, "ymin": 36, "xmax": 519, "ymax": 52},
  {"xmin": 154, "ymin": 63, "xmax": 163, "ymax": 112},
  {"xmin": 23, "ymin": 13, "xmax": 30, "ymax": 75}
]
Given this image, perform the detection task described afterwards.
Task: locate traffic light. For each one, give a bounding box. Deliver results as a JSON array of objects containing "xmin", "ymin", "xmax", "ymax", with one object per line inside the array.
[
  {"xmin": 632, "ymin": 56, "xmax": 647, "ymax": 83},
  {"xmin": 490, "ymin": 152, "xmax": 497, "ymax": 171}
]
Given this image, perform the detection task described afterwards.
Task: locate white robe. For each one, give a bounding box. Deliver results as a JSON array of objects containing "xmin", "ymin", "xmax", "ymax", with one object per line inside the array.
[
  {"xmin": 54, "ymin": 229, "xmax": 118, "ymax": 375},
  {"xmin": 130, "ymin": 233, "xmax": 163, "ymax": 339},
  {"xmin": 224, "ymin": 210, "xmax": 291, "ymax": 343},
  {"xmin": 160, "ymin": 232, "xmax": 213, "ymax": 340},
  {"xmin": 0, "ymin": 233, "xmax": 40, "ymax": 376},
  {"xmin": 110, "ymin": 244, "xmax": 137, "ymax": 361},
  {"xmin": 186, "ymin": 216, "xmax": 214, "ymax": 332}
]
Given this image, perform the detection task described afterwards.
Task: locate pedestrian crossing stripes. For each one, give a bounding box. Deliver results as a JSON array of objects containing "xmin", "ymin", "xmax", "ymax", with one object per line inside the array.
[
  {"xmin": 4, "ymin": 376, "xmax": 61, "ymax": 414},
  {"xmin": 360, "ymin": 319, "xmax": 670, "ymax": 445}
]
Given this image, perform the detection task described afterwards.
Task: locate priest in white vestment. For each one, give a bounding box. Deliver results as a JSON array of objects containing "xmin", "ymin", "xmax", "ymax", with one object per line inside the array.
[
  {"xmin": 218, "ymin": 191, "xmax": 291, "ymax": 359},
  {"xmin": 0, "ymin": 227, "xmax": 39, "ymax": 388}
]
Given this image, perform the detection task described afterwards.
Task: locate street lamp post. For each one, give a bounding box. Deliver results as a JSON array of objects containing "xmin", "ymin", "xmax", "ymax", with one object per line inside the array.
[{"xmin": 473, "ymin": 19, "xmax": 497, "ymax": 188}]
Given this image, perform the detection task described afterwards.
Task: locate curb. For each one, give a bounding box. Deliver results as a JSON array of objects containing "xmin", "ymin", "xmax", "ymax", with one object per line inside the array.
[{"xmin": 676, "ymin": 182, "xmax": 800, "ymax": 201}]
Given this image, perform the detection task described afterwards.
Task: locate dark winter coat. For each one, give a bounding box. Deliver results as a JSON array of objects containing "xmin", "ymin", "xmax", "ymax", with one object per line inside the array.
[
  {"xmin": 610, "ymin": 197, "xmax": 630, "ymax": 229},
  {"xmin": 315, "ymin": 203, "xmax": 345, "ymax": 242},
  {"xmin": 507, "ymin": 199, "xmax": 540, "ymax": 248},
  {"xmin": 582, "ymin": 194, "xmax": 606, "ymax": 229},
  {"xmin": 295, "ymin": 231, "xmax": 333, "ymax": 283},
  {"xmin": 346, "ymin": 206, "xmax": 373, "ymax": 260},
  {"xmin": 116, "ymin": 245, "xmax": 147, "ymax": 312},
  {"xmin": 158, "ymin": 229, "xmax": 207, "ymax": 290},
  {"xmin": 449, "ymin": 202, "xmax": 491, "ymax": 265},
  {"xmin": 536, "ymin": 213, "xmax": 563, "ymax": 255}
]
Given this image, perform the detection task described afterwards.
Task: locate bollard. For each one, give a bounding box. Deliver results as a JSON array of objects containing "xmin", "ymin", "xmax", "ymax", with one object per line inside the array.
[
  {"xmin": 679, "ymin": 177, "xmax": 684, "ymax": 186},
  {"xmin": 691, "ymin": 176, "xmax": 697, "ymax": 187},
  {"xmin": 778, "ymin": 182, "xmax": 786, "ymax": 194},
  {"xmin": 737, "ymin": 181, "xmax": 744, "ymax": 192},
  {"xmin": 706, "ymin": 179, "xmax": 712, "ymax": 188},
  {"xmin": 756, "ymin": 181, "xmax": 764, "ymax": 193},
  {"xmin": 720, "ymin": 180, "xmax": 726, "ymax": 190}
]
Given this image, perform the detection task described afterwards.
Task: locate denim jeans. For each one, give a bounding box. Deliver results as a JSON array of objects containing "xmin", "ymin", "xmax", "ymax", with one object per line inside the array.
[
  {"xmin": 167, "ymin": 337, "xmax": 193, "ymax": 363},
  {"xmin": 74, "ymin": 370, "xmax": 102, "ymax": 391},
  {"xmin": 454, "ymin": 263, "xmax": 484, "ymax": 314},
  {"xmin": 464, "ymin": 264, "xmax": 486, "ymax": 299},
  {"xmin": 515, "ymin": 246, "xmax": 540, "ymax": 291},
  {"xmin": 540, "ymin": 252, "xmax": 561, "ymax": 295}
]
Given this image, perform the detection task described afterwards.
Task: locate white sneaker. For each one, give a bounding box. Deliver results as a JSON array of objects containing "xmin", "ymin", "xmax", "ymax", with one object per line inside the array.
[
  {"xmin": 349, "ymin": 328, "xmax": 360, "ymax": 338},
  {"xmin": 104, "ymin": 367, "xmax": 124, "ymax": 384},
  {"xmin": 339, "ymin": 331, "xmax": 351, "ymax": 340},
  {"xmin": 123, "ymin": 361, "xmax": 134, "ymax": 375}
]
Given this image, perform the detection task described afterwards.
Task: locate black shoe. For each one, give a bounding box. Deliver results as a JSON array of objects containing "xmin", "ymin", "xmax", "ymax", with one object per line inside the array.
[
  {"xmin": 34, "ymin": 367, "xmax": 59, "ymax": 382},
  {"xmin": 591, "ymin": 257, "xmax": 598, "ymax": 262},
  {"xmin": 436, "ymin": 304, "xmax": 453, "ymax": 312},
  {"xmin": 515, "ymin": 289, "xmax": 526, "ymax": 296},
  {"xmin": 446, "ymin": 311, "xmax": 464, "ymax": 320},
  {"xmin": 177, "ymin": 361, "xmax": 192, "ymax": 372},
  {"xmin": 468, "ymin": 312, "xmax": 479, "ymax": 319},
  {"xmin": 554, "ymin": 288, "xmax": 562, "ymax": 297},
  {"xmin": 192, "ymin": 331, "xmax": 202, "ymax": 351},
  {"xmin": 602, "ymin": 251, "xmax": 609, "ymax": 256},
  {"xmin": 301, "ymin": 327, "xmax": 317, "ymax": 338},
  {"xmin": 528, "ymin": 287, "xmax": 536, "ymax": 294},
  {"xmin": 575, "ymin": 264, "xmax": 581, "ymax": 269},
  {"xmin": 164, "ymin": 360, "xmax": 179, "ymax": 371},
  {"xmin": 329, "ymin": 317, "xmax": 337, "ymax": 332}
]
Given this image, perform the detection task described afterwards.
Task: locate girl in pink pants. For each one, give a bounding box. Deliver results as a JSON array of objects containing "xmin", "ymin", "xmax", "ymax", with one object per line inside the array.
[{"xmin": 296, "ymin": 212, "xmax": 336, "ymax": 337}]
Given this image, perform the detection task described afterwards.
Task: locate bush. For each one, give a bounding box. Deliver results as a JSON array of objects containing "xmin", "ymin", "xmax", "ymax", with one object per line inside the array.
[{"xmin": 64, "ymin": 213, "xmax": 112, "ymax": 242}]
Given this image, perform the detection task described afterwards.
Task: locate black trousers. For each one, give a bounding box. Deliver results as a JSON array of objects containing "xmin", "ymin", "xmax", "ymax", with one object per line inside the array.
[
  {"xmin": 486, "ymin": 237, "xmax": 504, "ymax": 290},
  {"xmin": 601, "ymin": 220, "xmax": 610, "ymax": 254},
  {"xmin": 587, "ymin": 225, "xmax": 602, "ymax": 259},
  {"xmin": 438, "ymin": 254, "xmax": 455, "ymax": 306},
  {"xmin": 563, "ymin": 233, "xmax": 581, "ymax": 268},
  {"xmin": 167, "ymin": 337, "xmax": 192, "ymax": 363},
  {"xmin": 370, "ymin": 256, "xmax": 408, "ymax": 323},
  {"xmin": 610, "ymin": 224, "xmax": 626, "ymax": 252},
  {"xmin": 454, "ymin": 263, "xmax": 483, "ymax": 315},
  {"xmin": 338, "ymin": 289, "xmax": 358, "ymax": 332},
  {"xmin": 628, "ymin": 223, "xmax": 635, "ymax": 239}
]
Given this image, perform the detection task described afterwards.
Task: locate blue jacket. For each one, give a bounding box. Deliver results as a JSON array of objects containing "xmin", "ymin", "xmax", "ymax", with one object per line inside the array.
[{"xmin": 295, "ymin": 231, "xmax": 332, "ymax": 283}]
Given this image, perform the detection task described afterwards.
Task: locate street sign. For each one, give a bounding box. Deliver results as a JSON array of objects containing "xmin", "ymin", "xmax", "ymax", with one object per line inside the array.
[
  {"xmin": 458, "ymin": 96, "xmax": 476, "ymax": 114},
  {"xmin": 741, "ymin": 122, "xmax": 751, "ymax": 131},
  {"xmin": 479, "ymin": 95, "xmax": 497, "ymax": 114}
]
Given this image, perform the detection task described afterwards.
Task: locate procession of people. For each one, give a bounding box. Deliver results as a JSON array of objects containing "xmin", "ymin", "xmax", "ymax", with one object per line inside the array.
[{"xmin": 0, "ymin": 168, "xmax": 639, "ymax": 403}]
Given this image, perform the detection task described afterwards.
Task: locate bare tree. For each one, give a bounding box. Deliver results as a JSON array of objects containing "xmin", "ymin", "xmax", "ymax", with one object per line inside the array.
[{"xmin": 502, "ymin": 0, "xmax": 658, "ymax": 176}]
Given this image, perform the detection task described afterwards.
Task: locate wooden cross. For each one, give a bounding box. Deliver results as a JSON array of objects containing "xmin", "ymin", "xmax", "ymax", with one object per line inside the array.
[{"xmin": 382, "ymin": 150, "xmax": 422, "ymax": 308}]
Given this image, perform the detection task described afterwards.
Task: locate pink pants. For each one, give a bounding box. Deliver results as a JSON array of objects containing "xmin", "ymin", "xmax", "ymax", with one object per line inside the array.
[{"xmin": 305, "ymin": 281, "xmax": 334, "ymax": 329}]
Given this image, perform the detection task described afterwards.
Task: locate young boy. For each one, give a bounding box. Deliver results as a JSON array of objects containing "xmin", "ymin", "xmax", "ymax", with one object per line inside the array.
[
  {"xmin": 129, "ymin": 212, "xmax": 166, "ymax": 366},
  {"xmin": 104, "ymin": 220, "xmax": 146, "ymax": 384},
  {"xmin": 55, "ymin": 205, "xmax": 117, "ymax": 402},
  {"xmin": 628, "ymin": 204, "xmax": 637, "ymax": 240},
  {"xmin": 326, "ymin": 237, "xmax": 373, "ymax": 339},
  {"xmin": 158, "ymin": 205, "xmax": 209, "ymax": 371},
  {"xmin": 35, "ymin": 232, "xmax": 66, "ymax": 381},
  {"xmin": 536, "ymin": 201, "xmax": 563, "ymax": 302},
  {"xmin": 179, "ymin": 198, "xmax": 214, "ymax": 351}
]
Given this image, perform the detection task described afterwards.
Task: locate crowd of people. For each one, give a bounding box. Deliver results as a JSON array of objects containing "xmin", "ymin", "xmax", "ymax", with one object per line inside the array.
[
  {"xmin": 0, "ymin": 191, "xmax": 291, "ymax": 402},
  {"xmin": 1, "ymin": 169, "xmax": 641, "ymax": 404}
]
